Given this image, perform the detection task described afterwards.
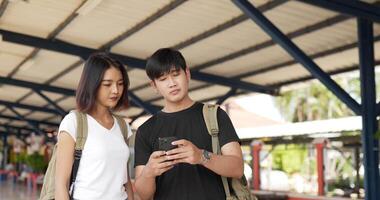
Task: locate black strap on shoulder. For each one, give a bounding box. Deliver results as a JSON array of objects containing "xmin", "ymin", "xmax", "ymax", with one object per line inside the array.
[{"xmin": 69, "ymin": 110, "xmax": 87, "ymax": 198}]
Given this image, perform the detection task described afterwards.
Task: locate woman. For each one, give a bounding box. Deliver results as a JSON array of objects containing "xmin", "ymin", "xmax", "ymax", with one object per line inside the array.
[{"xmin": 55, "ymin": 53, "xmax": 134, "ymax": 200}]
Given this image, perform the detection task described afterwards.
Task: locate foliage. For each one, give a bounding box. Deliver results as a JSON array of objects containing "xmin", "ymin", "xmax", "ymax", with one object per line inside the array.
[
  {"xmin": 25, "ymin": 152, "xmax": 47, "ymax": 173},
  {"xmin": 275, "ymin": 77, "xmax": 361, "ymax": 122},
  {"xmin": 271, "ymin": 144, "xmax": 308, "ymax": 174}
]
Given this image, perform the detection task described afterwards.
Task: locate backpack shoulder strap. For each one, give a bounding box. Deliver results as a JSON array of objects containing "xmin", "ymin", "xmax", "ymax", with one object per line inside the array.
[
  {"xmin": 202, "ymin": 104, "xmax": 220, "ymax": 154},
  {"xmin": 71, "ymin": 110, "xmax": 88, "ymax": 150},
  {"xmin": 202, "ymin": 104, "xmax": 232, "ymax": 198},
  {"xmin": 69, "ymin": 110, "xmax": 88, "ymax": 197},
  {"xmin": 202, "ymin": 104, "xmax": 219, "ymax": 137},
  {"xmin": 114, "ymin": 114, "xmax": 129, "ymax": 144}
]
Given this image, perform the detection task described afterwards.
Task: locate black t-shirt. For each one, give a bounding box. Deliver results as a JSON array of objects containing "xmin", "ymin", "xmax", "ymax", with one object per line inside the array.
[{"xmin": 134, "ymin": 102, "xmax": 240, "ymax": 200}]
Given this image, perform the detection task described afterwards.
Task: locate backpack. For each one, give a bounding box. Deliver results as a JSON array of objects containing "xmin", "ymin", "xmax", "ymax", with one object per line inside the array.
[
  {"xmin": 202, "ymin": 104, "xmax": 256, "ymax": 200},
  {"xmin": 39, "ymin": 111, "xmax": 129, "ymax": 200}
]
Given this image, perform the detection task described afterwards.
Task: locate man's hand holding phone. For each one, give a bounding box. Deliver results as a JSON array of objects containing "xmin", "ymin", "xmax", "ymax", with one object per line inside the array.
[
  {"xmin": 165, "ymin": 139, "xmax": 203, "ymax": 165},
  {"xmin": 141, "ymin": 136, "xmax": 179, "ymax": 178}
]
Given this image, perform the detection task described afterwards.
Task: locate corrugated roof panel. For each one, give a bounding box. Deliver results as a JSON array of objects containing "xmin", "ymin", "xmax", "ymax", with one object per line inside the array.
[
  {"xmin": 182, "ymin": 20, "xmax": 272, "ymax": 67},
  {"xmin": 19, "ymin": 92, "xmax": 63, "ymax": 107},
  {"xmin": 58, "ymin": 0, "xmax": 171, "ymax": 49},
  {"xmin": 0, "ymin": 85, "xmax": 31, "ymax": 102},
  {"xmin": 0, "ymin": 119, "xmax": 9, "ymax": 124},
  {"xmin": 56, "ymin": 96, "xmax": 76, "ymax": 111},
  {"xmin": 50, "ymin": 63, "xmax": 84, "ymax": 89},
  {"xmin": 117, "ymin": 107, "xmax": 143, "ymax": 118},
  {"xmin": 47, "ymin": 115, "xmax": 63, "ymax": 124},
  {"xmin": 134, "ymin": 86, "xmax": 163, "ymax": 102},
  {"xmin": 0, "ymin": 41, "xmax": 34, "ymax": 56},
  {"xmin": 243, "ymin": 42, "xmax": 380, "ymax": 85},
  {"xmin": 8, "ymin": 120, "xmax": 28, "ymax": 127},
  {"xmin": 25, "ymin": 111, "xmax": 55, "ymax": 121},
  {"xmin": 0, "ymin": 53, "xmax": 24, "ymax": 76},
  {"xmin": 6, "ymin": 107, "xmax": 30, "ymax": 116},
  {"xmin": 189, "ymin": 85, "xmax": 230, "ymax": 102},
  {"xmin": 128, "ymin": 69, "xmax": 150, "ymax": 89},
  {"xmin": 201, "ymin": 44, "xmax": 290, "ymax": 77},
  {"xmin": 112, "ymin": 0, "xmax": 257, "ymax": 58},
  {"xmin": 180, "ymin": 1, "xmax": 336, "ymax": 67},
  {"xmin": 0, "ymin": 0, "xmax": 82, "ymax": 38},
  {"xmin": 12, "ymin": 50, "xmax": 79, "ymax": 84},
  {"xmin": 202, "ymin": 18, "xmax": 380, "ymax": 79},
  {"xmin": 40, "ymin": 91, "xmax": 65, "ymax": 102}
]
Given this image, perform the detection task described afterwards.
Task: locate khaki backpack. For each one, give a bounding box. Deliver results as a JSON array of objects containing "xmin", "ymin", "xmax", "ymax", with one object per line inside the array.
[
  {"xmin": 203, "ymin": 104, "xmax": 256, "ymax": 200},
  {"xmin": 39, "ymin": 111, "xmax": 129, "ymax": 200}
]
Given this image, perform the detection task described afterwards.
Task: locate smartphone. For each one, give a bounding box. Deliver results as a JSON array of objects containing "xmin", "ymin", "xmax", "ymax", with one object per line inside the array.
[{"xmin": 158, "ymin": 136, "xmax": 178, "ymax": 151}]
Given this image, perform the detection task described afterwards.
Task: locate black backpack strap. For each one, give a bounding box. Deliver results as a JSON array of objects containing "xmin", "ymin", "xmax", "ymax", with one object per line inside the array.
[{"xmin": 69, "ymin": 110, "xmax": 88, "ymax": 198}]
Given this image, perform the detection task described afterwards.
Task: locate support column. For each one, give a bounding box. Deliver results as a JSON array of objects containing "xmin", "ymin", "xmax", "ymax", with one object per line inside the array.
[
  {"xmin": 251, "ymin": 141, "xmax": 262, "ymax": 190},
  {"xmin": 358, "ymin": 18, "xmax": 380, "ymax": 200},
  {"xmin": 315, "ymin": 140, "xmax": 326, "ymax": 196}
]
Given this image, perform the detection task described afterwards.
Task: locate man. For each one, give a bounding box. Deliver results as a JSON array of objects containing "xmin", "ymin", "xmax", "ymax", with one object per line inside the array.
[{"xmin": 134, "ymin": 48, "xmax": 244, "ymax": 200}]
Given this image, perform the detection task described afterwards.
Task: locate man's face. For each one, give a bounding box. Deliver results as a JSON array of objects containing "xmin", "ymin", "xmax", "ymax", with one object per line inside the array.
[{"xmin": 152, "ymin": 67, "xmax": 190, "ymax": 104}]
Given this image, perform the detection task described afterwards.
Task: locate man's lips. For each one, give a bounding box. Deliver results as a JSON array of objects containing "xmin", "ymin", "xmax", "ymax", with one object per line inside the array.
[{"xmin": 169, "ymin": 89, "xmax": 180, "ymax": 95}]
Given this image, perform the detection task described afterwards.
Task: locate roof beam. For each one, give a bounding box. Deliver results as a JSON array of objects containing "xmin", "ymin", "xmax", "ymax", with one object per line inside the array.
[
  {"xmin": 0, "ymin": 75, "xmax": 161, "ymax": 114},
  {"xmin": 0, "ymin": 0, "xmax": 9, "ymax": 18},
  {"xmin": 233, "ymin": 0, "xmax": 361, "ymax": 115},
  {"xmin": 34, "ymin": 89, "xmax": 67, "ymax": 116},
  {"xmin": 297, "ymin": 0, "xmax": 380, "ymax": 23},
  {"xmin": 0, "ymin": 30, "xmax": 275, "ymax": 94},
  {"xmin": 7, "ymin": 106, "xmax": 44, "ymax": 135},
  {"xmin": 129, "ymin": 92, "xmax": 160, "ymax": 114},
  {"xmin": 0, "ymin": 99, "xmax": 61, "ymax": 115},
  {"xmin": 0, "ymin": 114, "xmax": 59, "ymax": 127},
  {"xmin": 216, "ymin": 88, "xmax": 237, "ymax": 105},
  {"xmin": 0, "ymin": 75, "xmax": 76, "ymax": 95},
  {"xmin": 0, "ymin": 29, "xmax": 146, "ymax": 68}
]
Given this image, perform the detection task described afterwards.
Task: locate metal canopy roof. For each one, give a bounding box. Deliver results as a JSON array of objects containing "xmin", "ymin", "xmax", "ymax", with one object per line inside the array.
[{"xmin": 0, "ymin": 0, "xmax": 379, "ymax": 134}]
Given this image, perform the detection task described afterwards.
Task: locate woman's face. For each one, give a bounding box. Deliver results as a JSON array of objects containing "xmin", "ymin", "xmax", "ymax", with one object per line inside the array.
[{"xmin": 95, "ymin": 66, "xmax": 124, "ymax": 109}]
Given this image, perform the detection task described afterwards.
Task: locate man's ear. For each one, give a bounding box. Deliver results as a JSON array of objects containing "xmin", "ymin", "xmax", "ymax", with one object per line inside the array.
[
  {"xmin": 185, "ymin": 67, "xmax": 191, "ymax": 81},
  {"xmin": 150, "ymin": 81, "xmax": 158, "ymax": 93}
]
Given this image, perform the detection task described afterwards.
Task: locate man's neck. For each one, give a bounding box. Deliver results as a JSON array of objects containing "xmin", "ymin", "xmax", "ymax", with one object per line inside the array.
[{"xmin": 162, "ymin": 96, "xmax": 195, "ymax": 113}]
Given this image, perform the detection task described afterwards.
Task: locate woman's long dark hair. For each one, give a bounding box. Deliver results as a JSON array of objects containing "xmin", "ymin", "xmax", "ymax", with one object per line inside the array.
[{"xmin": 76, "ymin": 53, "xmax": 129, "ymax": 112}]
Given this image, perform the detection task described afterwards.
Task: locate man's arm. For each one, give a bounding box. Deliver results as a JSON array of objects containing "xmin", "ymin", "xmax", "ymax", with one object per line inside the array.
[
  {"xmin": 166, "ymin": 140, "xmax": 243, "ymax": 178},
  {"xmin": 134, "ymin": 151, "xmax": 175, "ymax": 200}
]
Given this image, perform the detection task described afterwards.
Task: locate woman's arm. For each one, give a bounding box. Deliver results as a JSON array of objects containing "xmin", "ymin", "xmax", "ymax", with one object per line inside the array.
[{"xmin": 55, "ymin": 131, "xmax": 75, "ymax": 200}]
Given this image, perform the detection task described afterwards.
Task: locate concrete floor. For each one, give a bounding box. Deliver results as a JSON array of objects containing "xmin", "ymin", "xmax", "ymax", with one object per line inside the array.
[{"xmin": 0, "ymin": 180, "xmax": 40, "ymax": 200}]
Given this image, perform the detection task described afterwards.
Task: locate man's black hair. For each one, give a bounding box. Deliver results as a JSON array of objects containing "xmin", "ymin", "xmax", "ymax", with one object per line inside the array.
[{"xmin": 146, "ymin": 48, "xmax": 187, "ymax": 80}]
